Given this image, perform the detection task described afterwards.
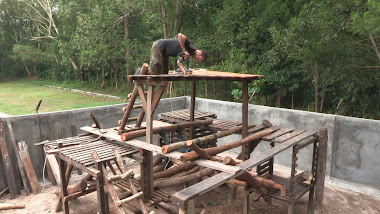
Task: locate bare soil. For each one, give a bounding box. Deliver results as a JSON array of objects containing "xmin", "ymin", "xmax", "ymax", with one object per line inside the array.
[{"xmin": 1, "ymin": 179, "xmax": 379, "ymax": 214}]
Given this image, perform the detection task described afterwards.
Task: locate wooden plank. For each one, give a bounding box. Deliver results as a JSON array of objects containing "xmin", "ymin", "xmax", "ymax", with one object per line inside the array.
[
  {"xmin": 272, "ymin": 130, "xmax": 306, "ymax": 143},
  {"xmin": 172, "ymin": 130, "xmax": 318, "ymax": 209},
  {"xmin": 5, "ymin": 118, "xmax": 29, "ymax": 195},
  {"xmin": 0, "ymin": 120, "xmax": 18, "ymax": 199},
  {"xmin": 262, "ymin": 128, "xmax": 294, "ymax": 141},
  {"xmin": 45, "ymin": 151, "xmax": 61, "ymax": 185},
  {"xmin": 18, "ymin": 141, "xmax": 41, "ymax": 194}
]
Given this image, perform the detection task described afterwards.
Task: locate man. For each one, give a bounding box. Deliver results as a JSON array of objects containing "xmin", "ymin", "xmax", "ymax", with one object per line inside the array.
[{"xmin": 148, "ymin": 33, "xmax": 207, "ymax": 75}]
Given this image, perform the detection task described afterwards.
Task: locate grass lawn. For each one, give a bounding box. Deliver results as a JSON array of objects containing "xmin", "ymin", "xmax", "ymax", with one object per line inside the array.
[{"xmin": 0, "ymin": 80, "xmax": 123, "ymax": 116}]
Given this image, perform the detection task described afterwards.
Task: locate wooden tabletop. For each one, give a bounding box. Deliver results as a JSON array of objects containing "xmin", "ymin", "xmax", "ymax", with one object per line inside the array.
[{"xmin": 128, "ymin": 69, "xmax": 265, "ymax": 82}]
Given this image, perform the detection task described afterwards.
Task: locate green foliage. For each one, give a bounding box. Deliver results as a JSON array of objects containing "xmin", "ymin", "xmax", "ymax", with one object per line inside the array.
[{"xmin": 0, "ymin": 0, "xmax": 378, "ymax": 118}]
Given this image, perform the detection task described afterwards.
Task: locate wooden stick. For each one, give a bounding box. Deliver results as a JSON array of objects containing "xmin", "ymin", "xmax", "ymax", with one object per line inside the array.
[
  {"xmin": 153, "ymin": 162, "xmax": 197, "ymax": 180},
  {"xmin": 224, "ymin": 156, "xmax": 286, "ymax": 197},
  {"xmin": 122, "ymin": 119, "xmax": 213, "ymax": 142},
  {"xmin": 153, "ymin": 168, "xmax": 215, "ymax": 188},
  {"xmin": 113, "ymin": 148, "xmax": 150, "ymax": 214},
  {"xmin": 162, "ymin": 125, "xmax": 248, "ymax": 154},
  {"xmin": 89, "ymin": 112, "xmax": 100, "ymax": 129},
  {"xmin": 106, "ymin": 170, "xmax": 133, "ymax": 182},
  {"xmin": 180, "ymin": 127, "xmax": 279, "ymax": 162},
  {"xmin": 227, "ymin": 179, "xmax": 247, "ymax": 187},
  {"xmin": 0, "ymin": 188, "xmax": 9, "ymax": 199},
  {"xmin": 115, "ymin": 192, "xmax": 143, "ymax": 207},
  {"xmin": 0, "ymin": 203, "xmax": 25, "ymax": 211},
  {"xmin": 18, "ymin": 141, "xmax": 41, "ymax": 194},
  {"xmin": 187, "ymin": 142, "xmax": 211, "ymax": 159}
]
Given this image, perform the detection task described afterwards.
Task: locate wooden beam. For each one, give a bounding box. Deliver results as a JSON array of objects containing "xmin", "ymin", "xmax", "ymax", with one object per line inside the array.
[
  {"xmin": 241, "ymin": 80, "xmax": 249, "ymax": 160},
  {"xmin": 190, "ymin": 80, "xmax": 196, "ymax": 139},
  {"xmin": 314, "ymin": 127, "xmax": 328, "ymax": 211},
  {"xmin": 6, "ymin": 118, "xmax": 29, "ymax": 195},
  {"xmin": 0, "ymin": 120, "xmax": 18, "ymax": 199},
  {"xmin": 18, "ymin": 141, "xmax": 41, "ymax": 194}
]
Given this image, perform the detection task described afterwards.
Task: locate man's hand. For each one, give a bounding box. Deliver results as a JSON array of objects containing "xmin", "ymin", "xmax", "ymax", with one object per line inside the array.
[{"xmin": 183, "ymin": 50, "xmax": 189, "ymax": 58}]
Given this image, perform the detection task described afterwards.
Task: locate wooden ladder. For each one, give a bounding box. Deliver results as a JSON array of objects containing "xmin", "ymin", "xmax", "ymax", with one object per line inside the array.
[{"xmin": 118, "ymin": 63, "xmax": 168, "ymax": 134}]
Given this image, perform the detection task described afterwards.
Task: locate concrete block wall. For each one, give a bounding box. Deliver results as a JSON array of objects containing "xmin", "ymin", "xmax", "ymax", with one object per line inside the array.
[
  {"xmin": 189, "ymin": 97, "xmax": 380, "ymax": 194},
  {"xmin": 1, "ymin": 96, "xmax": 379, "ymax": 198},
  {"xmin": 0, "ymin": 97, "xmax": 185, "ymax": 190}
]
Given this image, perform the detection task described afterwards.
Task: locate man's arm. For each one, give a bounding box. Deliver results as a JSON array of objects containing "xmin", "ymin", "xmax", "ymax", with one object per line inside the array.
[
  {"xmin": 178, "ymin": 33, "xmax": 189, "ymax": 58},
  {"xmin": 177, "ymin": 57, "xmax": 189, "ymax": 75}
]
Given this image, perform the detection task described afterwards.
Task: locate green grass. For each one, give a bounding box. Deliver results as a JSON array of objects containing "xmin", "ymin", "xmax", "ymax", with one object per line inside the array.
[{"xmin": 0, "ymin": 80, "xmax": 123, "ymax": 115}]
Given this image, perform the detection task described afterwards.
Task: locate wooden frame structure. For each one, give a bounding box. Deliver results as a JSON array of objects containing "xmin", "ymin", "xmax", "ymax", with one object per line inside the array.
[{"xmin": 45, "ymin": 69, "xmax": 327, "ymax": 214}]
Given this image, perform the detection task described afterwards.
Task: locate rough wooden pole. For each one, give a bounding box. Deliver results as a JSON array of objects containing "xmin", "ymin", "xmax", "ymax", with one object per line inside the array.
[
  {"xmin": 153, "ymin": 162, "xmax": 197, "ymax": 180},
  {"xmin": 190, "ymin": 80, "xmax": 196, "ymax": 139},
  {"xmin": 187, "ymin": 142, "xmax": 211, "ymax": 160},
  {"xmin": 180, "ymin": 127, "xmax": 277, "ymax": 162},
  {"xmin": 314, "ymin": 127, "xmax": 328, "ymax": 211},
  {"xmin": 162, "ymin": 125, "xmax": 246, "ymax": 154},
  {"xmin": 122, "ymin": 119, "xmax": 213, "ymax": 142},
  {"xmin": 242, "ymin": 80, "xmax": 249, "ymax": 160},
  {"xmin": 153, "ymin": 168, "xmax": 215, "ymax": 189}
]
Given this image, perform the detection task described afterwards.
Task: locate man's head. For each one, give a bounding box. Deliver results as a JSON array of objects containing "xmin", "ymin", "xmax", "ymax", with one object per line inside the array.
[{"xmin": 193, "ymin": 49, "xmax": 208, "ymax": 62}]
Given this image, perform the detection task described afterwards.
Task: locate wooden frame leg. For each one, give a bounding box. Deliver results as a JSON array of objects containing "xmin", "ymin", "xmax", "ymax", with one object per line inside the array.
[
  {"xmin": 58, "ymin": 157, "xmax": 69, "ymax": 214},
  {"xmin": 141, "ymin": 150, "xmax": 153, "ymax": 202},
  {"xmin": 288, "ymin": 203, "xmax": 295, "ymax": 214},
  {"xmin": 179, "ymin": 199, "xmax": 194, "ymax": 214},
  {"xmin": 243, "ymin": 188, "xmax": 250, "ymax": 214},
  {"xmin": 95, "ymin": 161, "xmax": 108, "ymax": 214},
  {"xmin": 307, "ymin": 187, "xmax": 315, "ymax": 214}
]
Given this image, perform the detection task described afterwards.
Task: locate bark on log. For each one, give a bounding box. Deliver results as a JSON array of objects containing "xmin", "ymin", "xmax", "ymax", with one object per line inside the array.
[
  {"xmin": 0, "ymin": 203, "xmax": 25, "ymax": 211},
  {"xmin": 122, "ymin": 119, "xmax": 213, "ymax": 142},
  {"xmin": 188, "ymin": 142, "xmax": 211, "ymax": 159},
  {"xmin": 180, "ymin": 127, "xmax": 278, "ymax": 162},
  {"xmin": 162, "ymin": 125, "xmax": 248, "ymax": 154},
  {"xmin": 153, "ymin": 168, "xmax": 215, "ymax": 189},
  {"xmin": 153, "ymin": 162, "xmax": 197, "ymax": 180},
  {"xmin": 106, "ymin": 170, "xmax": 134, "ymax": 182},
  {"xmin": 227, "ymin": 179, "xmax": 248, "ymax": 188},
  {"xmin": 171, "ymin": 166, "xmax": 201, "ymax": 178},
  {"xmin": 224, "ymin": 156, "xmax": 286, "ymax": 197}
]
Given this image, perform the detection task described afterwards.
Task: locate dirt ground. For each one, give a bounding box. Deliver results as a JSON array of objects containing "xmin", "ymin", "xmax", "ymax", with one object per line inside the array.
[{"xmin": 1, "ymin": 177, "xmax": 379, "ymax": 214}]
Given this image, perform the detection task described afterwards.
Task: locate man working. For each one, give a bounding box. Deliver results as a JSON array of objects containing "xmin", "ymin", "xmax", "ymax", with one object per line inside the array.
[{"xmin": 148, "ymin": 33, "xmax": 207, "ymax": 75}]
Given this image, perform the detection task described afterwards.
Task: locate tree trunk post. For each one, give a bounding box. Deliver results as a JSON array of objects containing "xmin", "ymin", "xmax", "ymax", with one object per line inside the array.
[{"xmin": 314, "ymin": 127, "xmax": 328, "ymax": 211}]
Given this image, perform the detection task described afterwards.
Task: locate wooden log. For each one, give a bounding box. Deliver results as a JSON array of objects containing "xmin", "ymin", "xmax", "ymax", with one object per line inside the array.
[
  {"xmin": 153, "ymin": 162, "xmax": 197, "ymax": 180},
  {"xmin": 6, "ymin": 118, "xmax": 30, "ymax": 195},
  {"xmin": 224, "ymin": 156, "xmax": 286, "ymax": 197},
  {"xmin": 18, "ymin": 141, "xmax": 41, "ymax": 194},
  {"xmin": 188, "ymin": 142, "xmax": 211, "ymax": 160},
  {"xmin": 0, "ymin": 203, "xmax": 25, "ymax": 210},
  {"xmin": 227, "ymin": 179, "xmax": 247, "ymax": 188},
  {"xmin": 106, "ymin": 169, "xmax": 133, "ymax": 182},
  {"xmin": 153, "ymin": 155, "xmax": 163, "ymax": 167},
  {"xmin": 158, "ymin": 202, "xmax": 178, "ymax": 214},
  {"xmin": 0, "ymin": 120, "xmax": 18, "ymax": 199},
  {"xmin": 113, "ymin": 148, "xmax": 150, "ymax": 214},
  {"xmin": 153, "ymin": 168, "xmax": 215, "ymax": 189},
  {"xmin": 210, "ymin": 156, "xmax": 224, "ymax": 162},
  {"xmin": 180, "ymin": 127, "xmax": 279, "ymax": 162},
  {"xmin": 89, "ymin": 112, "xmax": 100, "ymax": 129},
  {"xmin": 0, "ymin": 188, "xmax": 9, "ymax": 199},
  {"xmin": 122, "ymin": 119, "xmax": 213, "ymax": 142},
  {"xmin": 55, "ymin": 174, "xmax": 92, "ymax": 212},
  {"xmin": 162, "ymin": 125, "xmax": 247, "ymax": 154},
  {"xmin": 115, "ymin": 192, "xmax": 143, "ymax": 207},
  {"xmin": 171, "ymin": 166, "xmax": 201, "ymax": 179}
]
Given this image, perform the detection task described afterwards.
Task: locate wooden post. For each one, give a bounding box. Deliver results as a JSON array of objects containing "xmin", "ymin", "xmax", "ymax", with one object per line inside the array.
[
  {"xmin": 95, "ymin": 159, "xmax": 108, "ymax": 214},
  {"xmin": 18, "ymin": 141, "xmax": 41, "ymax": 194},
  {"xmin": 6, "ymin": 118, "xmax": 29, "ymax": 195},
  {"xmin": 58, "ymin": 143, "xmax": 69, "ymax": 214},
  {"xmin": 242, "ymin": 80, "xmax": 249, "ymax": 160},
  {"xmin": 0, "ymin": 120, "xmax": 18, "ymax": 198},
  {"xmin": 190, "ymin": 80, "xmax": 196, "ymax": 139},
  {"xmin": 179, "ymin": 199, "xmax": 194, "ymax": 214},
  {"xmin": 142, "ymin": 85, "xmax": 154, "ymax": 202},
  {"xmin": 314, "ymin": 127, "xmax": 328, "ymax": 211},
  {"xmin": 243, "ymin": 187, "xmax": 250, "ymax": 214}
]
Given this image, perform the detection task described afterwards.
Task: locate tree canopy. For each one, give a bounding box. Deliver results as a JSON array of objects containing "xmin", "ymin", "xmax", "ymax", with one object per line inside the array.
[{"xmin": 0, "ymin": 0, "xmax": 379, "ymax": 119}]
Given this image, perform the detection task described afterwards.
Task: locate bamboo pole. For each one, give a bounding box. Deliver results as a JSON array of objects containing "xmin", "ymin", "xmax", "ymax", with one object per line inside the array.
[
  {"xmin": 121, "ymin": 119, "xmax": 213, "ymax": 141},
  {"xmin": 180, "ymin": 127, "xmax": 278, "ymax": 162}
]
